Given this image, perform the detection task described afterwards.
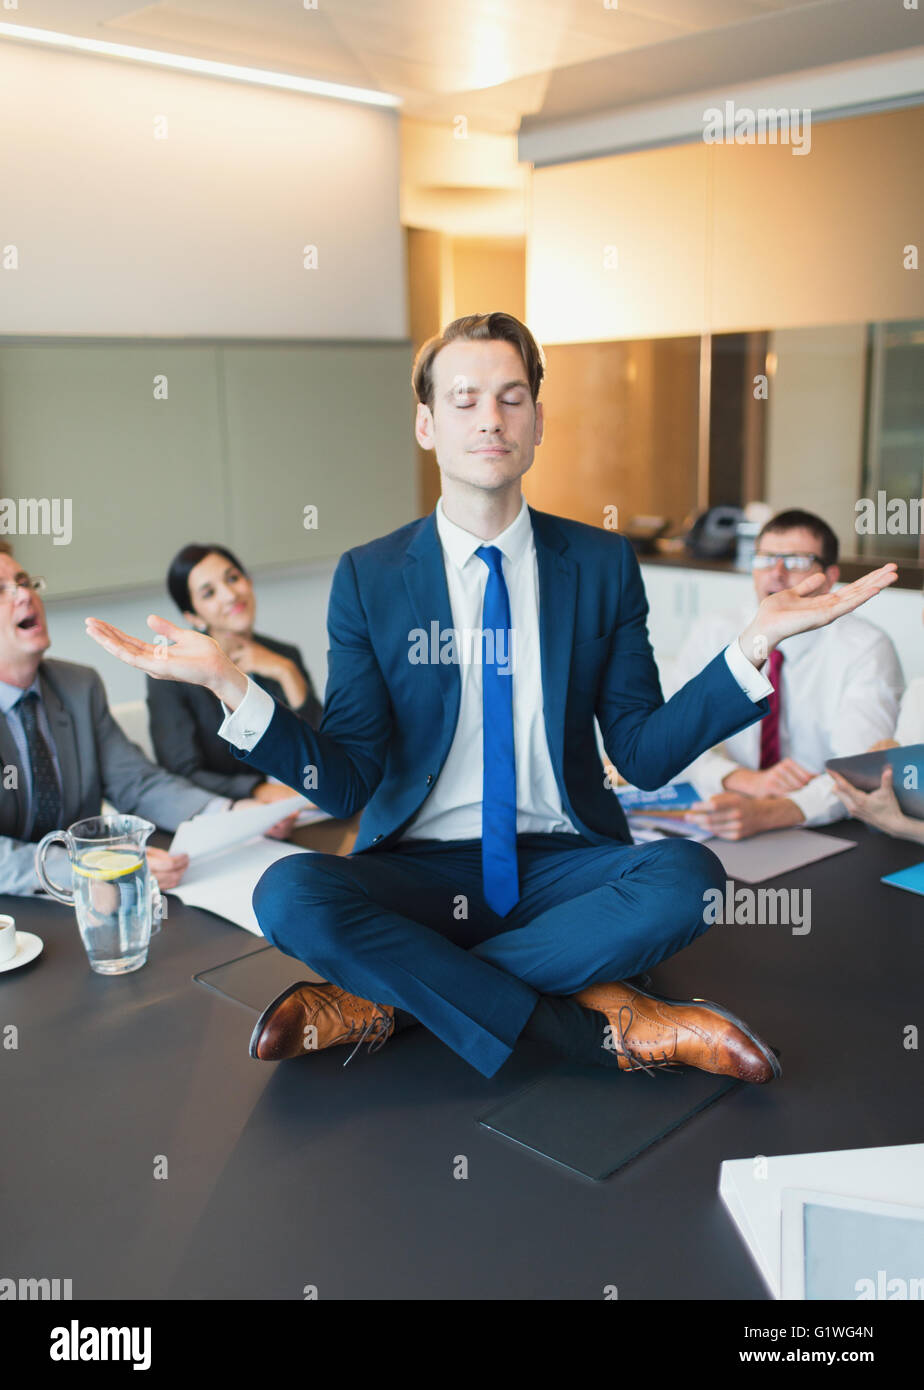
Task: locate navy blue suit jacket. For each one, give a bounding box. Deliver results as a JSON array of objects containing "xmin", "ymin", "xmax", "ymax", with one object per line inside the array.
[{"xmin": 233, "ymin": 505, "xmax": 769, "ymax": 852}]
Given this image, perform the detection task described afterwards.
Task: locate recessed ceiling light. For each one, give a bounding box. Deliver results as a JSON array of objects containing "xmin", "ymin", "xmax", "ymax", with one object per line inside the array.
[{"xmin": 0, "ymin": 21, "xmax": 401, "ymax": 108}]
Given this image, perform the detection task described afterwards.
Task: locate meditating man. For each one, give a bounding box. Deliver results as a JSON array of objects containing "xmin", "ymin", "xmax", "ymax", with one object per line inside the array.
[{"xmin": 86, "ymin": 312, "xmax": 897, "ymax": 1084}]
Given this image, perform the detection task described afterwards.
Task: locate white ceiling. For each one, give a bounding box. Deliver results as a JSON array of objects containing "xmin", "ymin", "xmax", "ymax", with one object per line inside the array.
[{"xmin": 4, "ymin": 0, "xmax": 920, "ymax": 132}]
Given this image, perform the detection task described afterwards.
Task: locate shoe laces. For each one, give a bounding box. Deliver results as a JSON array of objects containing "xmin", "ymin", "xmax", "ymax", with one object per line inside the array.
[
  {"xmin": 612, "ymin": 1003, "xmax": 682, "ymax": 1078},
  {"xmin": 342, "ymin": 1007, "xmax": 392, "ymax": 1068}
]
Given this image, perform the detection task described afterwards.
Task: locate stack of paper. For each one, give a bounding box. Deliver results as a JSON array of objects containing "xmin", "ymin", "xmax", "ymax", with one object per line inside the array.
[{"xmin": 168, "ymin": 796, "xmax": 313, "ymax": 934}]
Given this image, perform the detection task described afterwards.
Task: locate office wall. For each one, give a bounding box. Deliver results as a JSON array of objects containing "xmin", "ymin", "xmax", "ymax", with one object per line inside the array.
[
  {"xmin": 0, "ymin": 39, "xmax": 412, "ymax": 707},
  {"xmin": 527, "ymin": 106, "xmax": 924, "ymax": 342},
  {"xmin": 764, "ymin": 324, "xmax": 869, "ymax": 552},
  {"xmin": 0, "ymin": 339, "xmax": 416, "ymax": 597},
  {"xmin": 0, "ymin": 42, "xmax": 405, "ymax": 337},
  {"xmin": 450, "ymin": 238, "xmax": 526, "ymax": 322}
]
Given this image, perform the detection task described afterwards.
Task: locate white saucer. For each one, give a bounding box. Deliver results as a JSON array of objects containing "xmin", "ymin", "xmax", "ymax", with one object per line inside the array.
[{"xmin": 0, "ymin": 931, "xmax": 44, "ymax": 973}]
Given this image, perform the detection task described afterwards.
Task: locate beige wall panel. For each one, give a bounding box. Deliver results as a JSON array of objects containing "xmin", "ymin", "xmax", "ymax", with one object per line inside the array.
[
  {"xmin": 523, "ymin": 339, "xmax": 699, "ymax": 532},
  {"xmin": 711, "ymin": 107, "xmax": 924, "ymax": 331},
  {"xmin": 529, "ymin": 107, "xmax": 924, "ymax": 341},
  {"xmin": 451, "ymin": 239, "xmax": 526, "ymax": 322},
  {"xmin": 764, "ymin": 324, "xmax": 869, "ymax": 552},
  {"xmin": 220, "ymin": 344, "xmax": 418, "ymax": 568},
  {"xmin": 527, "ymin": 142, "xmax": 711, "ymax": 342},
  {"xmin": 0, "ymin": 344, "xmax": 225, "ymax": 596}
]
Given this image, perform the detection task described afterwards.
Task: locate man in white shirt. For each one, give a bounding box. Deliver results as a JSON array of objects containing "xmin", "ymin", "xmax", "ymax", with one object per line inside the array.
[
  {"xmin": 85, "ymin": 317, "xmax": 898, "ymax": 1086},
  {"xmin": 671, "ymin": 510, "xmax": 904, "ymax": 840}
]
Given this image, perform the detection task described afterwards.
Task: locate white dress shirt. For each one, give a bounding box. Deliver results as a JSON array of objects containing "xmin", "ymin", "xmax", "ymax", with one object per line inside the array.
[
  {"xmin": 218, "ymin": 499, "xmax": 772, "ymax": 839},
  {"xmin": 895, "ymin": 678, "xmax": 924, "ymax": 745},
  {"xmin": 665, "ymin": 605, "xmax": 905, "ymax": 825},
  {"xmin": 401, "ymin": 494, "xmax": 580, "ymax": 839}
]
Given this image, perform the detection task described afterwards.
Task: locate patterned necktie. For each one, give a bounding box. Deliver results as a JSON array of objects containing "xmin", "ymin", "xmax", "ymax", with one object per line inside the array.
[
  {"xmin": 17, "ymin": 690, "xmax": 62, "ymax": 840},
  {"xmin": 475, "ymin": 545, "xmax": 519, "ymax": 917},
  {"xmin": 759, "ymin": 649, "xmax": 784, "ymax": 770}
]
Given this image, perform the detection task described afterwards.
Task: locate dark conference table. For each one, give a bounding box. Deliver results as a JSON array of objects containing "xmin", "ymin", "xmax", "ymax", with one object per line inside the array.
[{"xmin": 2, "ymin": 815, "xmax": 922, "ymax": 1301}]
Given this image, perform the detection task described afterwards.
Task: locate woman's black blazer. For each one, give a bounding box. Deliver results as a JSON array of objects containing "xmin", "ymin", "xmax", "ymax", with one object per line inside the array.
[{"xmin": 146, "ymin": 632, "xmax": 322, "ymax": 799}]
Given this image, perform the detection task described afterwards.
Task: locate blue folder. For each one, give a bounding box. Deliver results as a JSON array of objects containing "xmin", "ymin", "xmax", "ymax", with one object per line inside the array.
[
  {"xmin": 617, "ymin": 781, "xmax": 700, "ymax": 814},
  {"xmin": 881, "ymin": 861, "xmax": 924, "ymax": 897}
]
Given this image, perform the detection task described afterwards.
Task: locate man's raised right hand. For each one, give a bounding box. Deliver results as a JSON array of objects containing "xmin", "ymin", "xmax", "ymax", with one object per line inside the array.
[{"xmin": 85, "ymin": 613, "xmax": 249, "ymax": 709}]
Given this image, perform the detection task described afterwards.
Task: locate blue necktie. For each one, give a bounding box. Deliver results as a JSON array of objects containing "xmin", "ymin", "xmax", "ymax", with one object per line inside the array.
[{"xmin": 475, "ymin": 545, "xmax": 519, "ymax": 916}]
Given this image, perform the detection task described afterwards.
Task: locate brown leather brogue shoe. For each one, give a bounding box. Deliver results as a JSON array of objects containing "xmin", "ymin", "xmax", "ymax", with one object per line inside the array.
[
  {"xmin": 572, "ymin": 980, "xmax": 781, "ymax": 1083},
  {"xmin": 249, "ymin": 981, "xmax": 395, "ymax": 1066}
]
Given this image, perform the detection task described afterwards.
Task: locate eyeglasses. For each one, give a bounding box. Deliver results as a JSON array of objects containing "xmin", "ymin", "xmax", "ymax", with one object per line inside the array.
[
  {"xmin": 751, "ymin": 553, "xmax": 825, "ymax": 572},
  {"xmin": 0, "ymin": 575, "xmax": 47, "ymax": 601}
]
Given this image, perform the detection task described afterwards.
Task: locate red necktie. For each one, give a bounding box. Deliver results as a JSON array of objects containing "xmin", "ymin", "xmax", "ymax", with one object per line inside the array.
[{"xmin": 759, "ymin": 649, "xmax": 784, "ymax": 770}]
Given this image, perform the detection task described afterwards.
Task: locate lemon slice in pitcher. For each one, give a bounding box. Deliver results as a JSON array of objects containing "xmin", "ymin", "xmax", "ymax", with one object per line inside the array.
[{"xmin": 74, "ymin": 848, "xmax": 145, "ymax": 880}]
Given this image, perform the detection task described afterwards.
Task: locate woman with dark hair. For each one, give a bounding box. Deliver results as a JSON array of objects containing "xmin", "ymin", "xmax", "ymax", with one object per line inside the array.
[{"xmin": 146, "ymin": 544, "xmax": 322, "ymax": 802}]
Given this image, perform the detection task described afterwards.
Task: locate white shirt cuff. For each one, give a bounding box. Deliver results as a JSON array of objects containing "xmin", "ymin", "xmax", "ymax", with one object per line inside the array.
[
  {"xmin": 199, "ymin": 795, "xmax": 232, "ymax": 815},
  {"xmin": 217, "ymin": 677, "xmax": 275, "ymax": 751},
  {"xmin": 724, "ymin": 639, "xmax": 775, "ymax": 702},
  {"xmin": 690, "ymin": 753, "xmax": 743, "ymax": 800},
  {"xmin": 789, "ymin": 775, "xmax": 844, "ymax": 827}
]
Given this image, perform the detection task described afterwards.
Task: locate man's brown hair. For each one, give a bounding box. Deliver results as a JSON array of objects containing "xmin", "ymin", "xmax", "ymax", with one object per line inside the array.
[
  {"xmin": 411, "ymin": 312, "xmax": 545, "ymax": 414},
  {"xmin": 757, "ymin": 509, "xmax": 838, "ymax": 568}
]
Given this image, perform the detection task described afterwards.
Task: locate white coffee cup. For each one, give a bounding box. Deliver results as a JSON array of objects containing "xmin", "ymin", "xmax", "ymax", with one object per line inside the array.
[{"xmin": 0, "ymin": 915, "xmax": 17, "ymax": 963}]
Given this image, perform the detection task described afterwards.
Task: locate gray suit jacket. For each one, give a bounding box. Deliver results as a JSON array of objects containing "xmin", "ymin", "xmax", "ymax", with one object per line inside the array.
[{"xmin": 0, "ymin": 658, "xmax": 215, "ymax": 896}]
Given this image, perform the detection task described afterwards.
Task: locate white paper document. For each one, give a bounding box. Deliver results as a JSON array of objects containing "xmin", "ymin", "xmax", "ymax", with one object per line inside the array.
[
  {"xmin": 168, "ymin": 797, "xmax": 316, "ymax": 933},
  {"xmin": 169, "ymin": 837, "xmax": 310, "ymax": 934},
  {"xmin": 170, "ymin": 795, "xmax": 309, "ymax": 858}
]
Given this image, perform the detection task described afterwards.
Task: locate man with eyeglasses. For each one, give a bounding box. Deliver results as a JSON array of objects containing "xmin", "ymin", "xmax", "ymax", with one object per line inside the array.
[
  {"xmin": 667, "ymin": 510, "xmax": 903, "ymax": 840},
  {"xmin": 0, "ymin": 543, "xmax": 293, "ymax": 897}
]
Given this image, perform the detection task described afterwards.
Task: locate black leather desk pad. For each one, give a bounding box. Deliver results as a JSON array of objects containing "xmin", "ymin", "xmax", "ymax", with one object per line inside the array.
[
  {"xmin": 200, "ymin": 947, "xmax": 763, "ymax": 1182},
  {"xmin": 479, "ymin": 1060, "xmax": 749, "ymax": 1181},
  {"xmin": 194, "ymin": 943, "xmax": 321, "ymax": 1012}
]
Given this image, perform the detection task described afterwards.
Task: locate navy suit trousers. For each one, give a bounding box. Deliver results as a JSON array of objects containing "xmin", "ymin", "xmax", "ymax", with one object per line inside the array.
[{"xmin": 253, "ymin": 832, "xmax": 726, "ymax": 1078}]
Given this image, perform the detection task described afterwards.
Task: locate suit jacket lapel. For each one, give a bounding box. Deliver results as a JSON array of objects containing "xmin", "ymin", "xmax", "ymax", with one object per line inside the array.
[
  {"xmin": 38, "ymin": 664, "xmax": 82, "ymax": 828},
  {"xmin": 529, "ymin": 507, "xmax": 578, "ymax": 767},
  {"xmin": 403, "ymin": 509, "xmax": 461, "ymax": 742}
]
